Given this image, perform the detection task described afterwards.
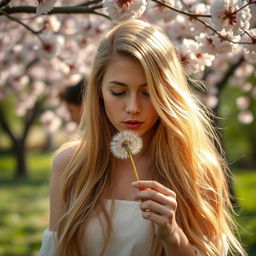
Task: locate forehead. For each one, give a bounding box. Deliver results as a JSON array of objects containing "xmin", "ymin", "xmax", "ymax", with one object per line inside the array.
[{"xmin": 102, "ymin": 54, "xmax": 146, "ymax": 86}]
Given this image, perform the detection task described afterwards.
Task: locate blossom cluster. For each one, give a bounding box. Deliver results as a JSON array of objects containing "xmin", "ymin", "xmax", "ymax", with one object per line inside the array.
[{"xmin": 0, "ymin": 0, "xmax": 255, "ymax": 130}]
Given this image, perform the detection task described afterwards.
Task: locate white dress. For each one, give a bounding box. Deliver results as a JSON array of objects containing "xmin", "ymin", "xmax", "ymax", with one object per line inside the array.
[
  {"xmin": 38, "ymin": 200, "xmax": 153, "ymax": 256},
  {"xmin": 38, "ymin": 200, "xmax": 225, "ymax": 256}
]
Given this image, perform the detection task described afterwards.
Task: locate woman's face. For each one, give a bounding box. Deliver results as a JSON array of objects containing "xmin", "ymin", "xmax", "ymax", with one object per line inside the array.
[{"xmin": 101, "ymin": 54, "xmax": 158, "ymax": 138}]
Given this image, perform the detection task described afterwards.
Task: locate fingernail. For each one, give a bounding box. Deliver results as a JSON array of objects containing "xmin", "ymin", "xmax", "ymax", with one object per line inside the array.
[{"xmin": 131, "ymin": 181, "xmax": 138, "ymax": 186}]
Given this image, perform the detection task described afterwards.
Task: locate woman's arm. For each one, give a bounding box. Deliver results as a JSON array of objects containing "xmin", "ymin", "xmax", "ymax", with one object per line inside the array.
[{"xmin": 132, "ymin": 180, "xmax": 196, "ymax": 256}]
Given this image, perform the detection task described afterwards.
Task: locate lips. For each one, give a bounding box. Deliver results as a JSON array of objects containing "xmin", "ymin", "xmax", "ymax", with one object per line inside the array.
[{"xmin": 123, "ymin": 120, "xmax": 143, "ymax": 130}]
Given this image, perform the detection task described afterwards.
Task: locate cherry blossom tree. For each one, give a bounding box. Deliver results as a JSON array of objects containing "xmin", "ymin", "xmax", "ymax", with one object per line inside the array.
[{"xmin": 0, "ymin": 0, "xmax": 255, "ymax": 178}]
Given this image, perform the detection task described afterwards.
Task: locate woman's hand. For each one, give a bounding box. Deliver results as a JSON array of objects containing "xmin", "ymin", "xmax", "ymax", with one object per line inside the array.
[{"xmin": 131, "ymin": 180, "xmax": 180, "ymax": 244}]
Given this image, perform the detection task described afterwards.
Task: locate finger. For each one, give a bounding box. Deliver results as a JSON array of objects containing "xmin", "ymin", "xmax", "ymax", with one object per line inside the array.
[
  {"xmin": 135, "ymin": 189, "xmax": 177, "ymax": 210},
  {"xmin": 132, "ymin": 180, "xmax": 176, "ymax": 197},
  {"xmin": 140, "ymin": 200, "xmax": 175, "ymax": 217},
  {"xmin": 142, "ymin": 210, "xmax": 173, "ymax": 227}
]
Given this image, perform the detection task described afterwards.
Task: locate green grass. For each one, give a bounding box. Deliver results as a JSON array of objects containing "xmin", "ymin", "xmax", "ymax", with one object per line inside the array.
[
  {"xmin": 0, "ymin": 152, "xmax": 52, "ymax": 256},
  {"xmin": 233, "ymin": 170, "xmax": 256, "ymax": 255},
  {"xmin": 0, "ymin": 153, "xmax": 255, "ymax": 255}
]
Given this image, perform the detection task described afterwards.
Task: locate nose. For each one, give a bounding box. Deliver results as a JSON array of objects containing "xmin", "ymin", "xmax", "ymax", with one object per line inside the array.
[{"xmin": 125, "ymin": 94, "xmax": 141, "ymax": 114}]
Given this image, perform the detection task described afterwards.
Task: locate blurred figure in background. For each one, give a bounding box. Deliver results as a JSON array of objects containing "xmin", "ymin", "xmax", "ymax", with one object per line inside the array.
[{"xmin": 59, "ymin": 79, "xmax": 86, "ymax": 124}]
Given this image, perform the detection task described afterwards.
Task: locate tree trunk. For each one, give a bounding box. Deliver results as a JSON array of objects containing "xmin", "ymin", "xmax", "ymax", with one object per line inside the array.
[
  {"xmin": 211, "ymin": 57, "xmax": 245, "ymax": 207},
  {"xmin": 13, "ymin": 139, "xmax": 27, "ymax": 177}
]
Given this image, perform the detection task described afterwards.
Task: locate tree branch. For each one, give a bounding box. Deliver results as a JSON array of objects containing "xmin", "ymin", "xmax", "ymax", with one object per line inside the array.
[
  {"xmin": 23, "ymin": 99, "xmax": 45, "ymax": 140},
  {"xmin": 232, "ymin": 1, "xmax": 256, "ymax": 15},
  {"xmin": 152, "ymin": 0, "xmax": 211, "ymax": 18},
  {"xmin": 152, "ymin": 0, "xmax": 255, "ymax": 45},
  {"xmin": 0, "ymin": 9, "xmax": 45, "ymax": 36},
  {"xmin": 0, "ymin": 105, "xmax": 17, "ymax": 143},
  {"xmin": 1, "ymin": 5, "xmax": 110, "ymax": 19},
  {"xmin": 0, "ymin": 0, "xmax": 11, "ymax": 8},
  {"xmin": 75, "ymin": 0, "xmax": 102, "ymax": 7},
  {"xmin": 216, "ymin": 56, "xmax": 244, "ymax": 93}
]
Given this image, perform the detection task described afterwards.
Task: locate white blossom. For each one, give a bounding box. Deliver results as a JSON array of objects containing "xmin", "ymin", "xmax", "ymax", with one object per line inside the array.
[
  {"xmin": 238, "ymin": 110, "xmax": 254, "ymax": 124},
  {"xmin": 103, "ymin": 0, "xmax": 147, "ymax": 22},
  {"xmin": 110, "ymin": 131, "xmax": 143, "ymax": 159},
  {"xmin": 242, "ymin": 29, "xmax": 256, "ymax": 63},
  {"xmin": 178, "ymin": 39, "xmax": 214, "ymax": 74},
  {"xmin": 8, "ymin": 75, "xmax": 29, "ymax": 90},
  {"xmin": 37, "ymin": 34, "xmax": 65, "ymax": 59},
  {"xmin": 32, "ymin": 81, "xmax": 46, "ymax": 96},
  {"xmin": 203, "ymin": 94, "xmax": 219, "ymax": 108},
  {"xmin": 65, "ymin": 122, "xmax": 78, "ymax": 135},
  {"xmin": 16, "ymin": 94, "xmax": 37, "ymax": 116},
  {"xmin": 236, "ymin": 96, "xmax": 250, "ymax": 110},
  {"xmin": 146, "ymin": 0, "xmax": 182, "ymax": 22},
  {"xmin": 36, "ymin": 0, "xmax": 57, "ymax": 16},
  {"xmin": 40, "ymin": 110, "xmax": 62, "ymax": 133},
  {"xmin": 197, "ymin": 30, "xmax": 240, "ymax": 54},
  {"xmin": 189, "ymin": 3, "xmax": 210, "ymax": 35},
  {"xmin": 165, "ymin": 15, "xmax": 194, "ymax": 40},
  {"xmin": 210, "ymin": 0, "xmax": 251, "ymax": 35}
]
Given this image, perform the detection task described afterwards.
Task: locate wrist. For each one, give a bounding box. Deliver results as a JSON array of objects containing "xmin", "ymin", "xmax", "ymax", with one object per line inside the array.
[
  {"xmin": 161, "ymin": 227, "xmax": 196, "ymax": 256},
  {"xmin": 161, "ymin": 225, "xmax": 188, "ymax": 247}
]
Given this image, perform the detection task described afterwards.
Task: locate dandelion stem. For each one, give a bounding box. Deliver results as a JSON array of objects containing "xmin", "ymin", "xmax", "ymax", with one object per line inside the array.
[
  {"xmin": 123, "ymin": 143, "xmax": 140, "ymax": 181},
  {"xmin": 128, "ymin": 152, "xmax": 140, "ymax": 181}
]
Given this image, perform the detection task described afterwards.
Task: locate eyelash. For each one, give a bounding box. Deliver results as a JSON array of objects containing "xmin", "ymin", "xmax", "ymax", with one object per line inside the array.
[
  {"xmin": 111, "ymin": 91, "xmax": 125, "ymax": 96},
  {"xmin": 111, "ymin": 91, "xmax": 150, "ymax": 97}
]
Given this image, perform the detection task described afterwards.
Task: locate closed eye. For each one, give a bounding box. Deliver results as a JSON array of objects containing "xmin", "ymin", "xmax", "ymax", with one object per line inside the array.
[
  {"xmin": 142, "ymin": 91, "xmax": 150, "ymax": 97},
  {"xmin": 111, "ymin": 91, "xmax": 125, "ymax": 96}
]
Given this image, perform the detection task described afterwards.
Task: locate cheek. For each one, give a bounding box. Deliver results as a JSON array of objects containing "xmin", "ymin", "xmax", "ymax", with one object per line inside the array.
[{"xmin": 102, "ymin": 94, "xmax": 121, "ymax": 116}]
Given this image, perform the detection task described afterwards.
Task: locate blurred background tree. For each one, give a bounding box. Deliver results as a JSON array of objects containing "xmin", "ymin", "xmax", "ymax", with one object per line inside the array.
[
  {"xmin": 0, "ymin": 0, "xmax": 255, "ymax": 177},
  {"xmin": 0, "ymin": 0, "xmax": 255, "ymax": 255}
]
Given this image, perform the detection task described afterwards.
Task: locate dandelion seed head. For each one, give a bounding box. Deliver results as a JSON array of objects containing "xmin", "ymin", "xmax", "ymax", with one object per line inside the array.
[{"xmin": 110, "ymin": 130, "xmax": 143, "ymax": 159}]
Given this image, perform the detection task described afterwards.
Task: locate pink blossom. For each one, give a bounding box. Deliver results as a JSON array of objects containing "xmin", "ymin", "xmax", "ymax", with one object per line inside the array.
[
  {"xmin": 236, "ymin": 96, "xmax": 250, "ymax": 110},
  {"xmin": 197, "ymin": 30, "xmax": 240, "ymax": 54},
  {"xmin": 32, "ymin": 81, "xmax": 46, "ymax": 96},
  {"xmin": 65, "ymin": 121, "xmax": 78, "ymax": 135},
  {"xmin": 165, "ymin": 15, "xmax": 194, "ymax": 39},
  {"xmin": 16, "ymin": 94, "xmax": 37, "ymax": 116},
  {"xmin": 40, "ymin": 110, "xmax": 62, "ymax": 133},
  {"xmin": 189, "ymin": 3, "xmax": 210, "ymax": 35},
  {"xmin": 242, "ymin": 29, "xmax": 256, "ymax": 63},
  {"xmin": 177, "ymin": 39, "xmax": 200, "ymax": 74},
  {"xmin": 146, "ymin": 0, "xmax": 181, "ymax": 22},
  {"xmin": 238, "ymin": 110, "xmax": 254, "ymax": 124},
  {"xmin": 178, "ymin": 39, "xmax": 215, "ymax": 73},
  {"xmin": 203, "ymin": 94, "xmax": 219, "ymax": 108},
  {"xmin": 181, "ymin": 0, "xmax": 198, "ymax": 9},
  {"xmin": 37, "ymin": 34, "xmax": 65, "ymax": 59},
  {"xmin": 36, "ymin": 15, "xmax": 61, "ymax": 32},
  {"xmin": 36, "ymin": 0, "xmax": 57, "ymax": 15},
  {"xmin": 103, "ymin": 0, "xmax": 147, "ymax": 21},
  {"xmin": 210, "ymin": 0, "xmax": 251, "ymax": 35},
  {"xmin": 77, "ymin": 19, "xmax": 108, "ymax": 38},
  {"xmin": 8, "ymin": 75, "xmax": 29, "ymax": 90},
  {"xmin": 234, "ymin": 63, "xmax": 254, "ymax": 78},
  {"xmin": 240, "ymin": 82, "xmax": 252, "ymax": 92}
]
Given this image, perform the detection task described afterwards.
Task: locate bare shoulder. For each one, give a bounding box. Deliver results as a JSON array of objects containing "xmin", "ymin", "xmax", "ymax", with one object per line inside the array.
[
  {"xmin": 49, "ymin": 141, "xmax": 80, "ymax": 230},
  {"xmin": 51, "ymin": 141, "xmax": 80, "ymax": 176}
]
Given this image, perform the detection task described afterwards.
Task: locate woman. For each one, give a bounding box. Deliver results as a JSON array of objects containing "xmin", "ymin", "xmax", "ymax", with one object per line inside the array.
[{"xmin": 39, "ymin": 19, "xmax": 246, "ymax": 256}]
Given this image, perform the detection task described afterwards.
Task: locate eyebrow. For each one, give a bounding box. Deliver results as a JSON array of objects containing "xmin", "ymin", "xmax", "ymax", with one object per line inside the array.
[{"xmin": 108, "ymin": 80, "xmax": 147, "ymax": 87}]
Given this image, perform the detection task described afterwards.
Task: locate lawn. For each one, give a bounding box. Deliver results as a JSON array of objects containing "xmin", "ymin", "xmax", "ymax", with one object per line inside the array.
[
  {"xmin": 0, "ymin": 152, "xmax": 255, "ymax": 255},
  {"xmin": 0, "ymin": 152, "xmax": 52, "ymax": 256}
]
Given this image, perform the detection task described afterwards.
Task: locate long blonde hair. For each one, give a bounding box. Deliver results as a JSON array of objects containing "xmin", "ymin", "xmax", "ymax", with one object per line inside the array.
[{"xmin": 55, "ymin": 19, "xmax": 246, "ymax": 256}]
